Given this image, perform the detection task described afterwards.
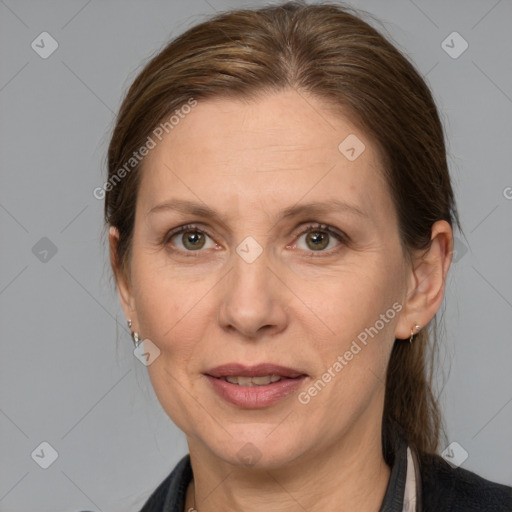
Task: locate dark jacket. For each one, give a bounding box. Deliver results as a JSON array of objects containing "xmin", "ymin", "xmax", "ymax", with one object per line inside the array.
[{"xmin": 138, "ymin": 431, "xmax": 512, "ymax": 511}]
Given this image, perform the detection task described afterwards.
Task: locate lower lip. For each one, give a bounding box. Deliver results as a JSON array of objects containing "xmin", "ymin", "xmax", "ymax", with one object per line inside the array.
[{"xmin": 205, "ymin": 375, "xmax": 306, "ymax": 408}]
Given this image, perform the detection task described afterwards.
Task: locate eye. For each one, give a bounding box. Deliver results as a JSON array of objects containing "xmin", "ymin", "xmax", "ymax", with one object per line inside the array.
[
  {"xmin": 292, "ymin": 223, "xmax": 347, "ymax": 254},
  {"xmin": 165, "ymin": 224, "xmax": 218, "ymax": 252},
  {"xmin": 163, "ymin": 222, "xmax": 348, "ymax": 256}
]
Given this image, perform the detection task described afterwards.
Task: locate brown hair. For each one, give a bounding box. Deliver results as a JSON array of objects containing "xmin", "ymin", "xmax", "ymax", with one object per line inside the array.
[{"xmin": 105, "ymin": 0, "xmax": 463, "ymax": 456}]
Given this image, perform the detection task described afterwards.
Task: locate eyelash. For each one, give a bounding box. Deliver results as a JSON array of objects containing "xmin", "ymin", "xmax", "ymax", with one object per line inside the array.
[{"xmin": 162, "ymin": 222, "xmax": 349, "ymax": 258}]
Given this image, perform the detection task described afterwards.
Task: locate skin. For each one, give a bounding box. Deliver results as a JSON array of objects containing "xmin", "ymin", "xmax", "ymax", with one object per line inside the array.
[{"xmin": 110, "ymin": 89, "xmax": 453, "ymax": 511}]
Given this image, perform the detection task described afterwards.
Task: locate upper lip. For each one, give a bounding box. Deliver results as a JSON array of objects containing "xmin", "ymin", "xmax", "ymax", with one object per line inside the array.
[{"xmin": 205, "ymin": 363, "xmax": 306, "ymax": 379}]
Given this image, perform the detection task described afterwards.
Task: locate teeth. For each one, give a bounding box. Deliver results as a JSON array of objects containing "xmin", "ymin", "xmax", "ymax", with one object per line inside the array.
[
  {"xmin": 237, "ymin": 376, "xmax": 254, "ymax": 387},
  {"xmin": 223, "ymin": 375, "xmax": 282, "ymax": 386}
]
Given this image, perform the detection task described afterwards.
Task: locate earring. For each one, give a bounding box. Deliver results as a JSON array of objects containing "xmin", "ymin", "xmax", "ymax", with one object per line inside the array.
[
  {"xmin": 409, "ymin": 324, "xmax": 421, "ymax": 344},
  {"xmin": 132, "ymin": 331, "xmax": 142, "ymax": 348},
  {"xmin": 127, "ymin": 319, "xmax": 142, "ymax": 348}
]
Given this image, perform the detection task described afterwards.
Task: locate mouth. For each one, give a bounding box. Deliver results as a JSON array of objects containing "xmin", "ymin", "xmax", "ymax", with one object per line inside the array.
[
  {"xmin": 205, "ymin": 362, "xmax": 306, "ymax": 381},
  {"xmin": 217, "ymin": 374, "xmax": 288, "ymax": 386},
  {"xmin": 204, "ymin": 363, "xmax": 308, "ymax": 408}
]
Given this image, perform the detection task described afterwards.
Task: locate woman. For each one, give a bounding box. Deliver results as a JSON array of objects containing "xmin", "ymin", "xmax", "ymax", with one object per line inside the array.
[{"xmin": 104, "ymin": 1, "xmax": 512, "ymax": 510}]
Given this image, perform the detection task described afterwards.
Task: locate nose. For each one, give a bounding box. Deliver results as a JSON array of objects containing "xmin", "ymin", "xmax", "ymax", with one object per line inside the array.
[{"xmin": 217, "ymin": 245, "xmax": 289, "ymax": 340}]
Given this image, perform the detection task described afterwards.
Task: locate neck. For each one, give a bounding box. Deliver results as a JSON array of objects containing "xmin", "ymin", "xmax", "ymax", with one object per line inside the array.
[{"xmin": 185, "ymin": 421, "xmax": 391, "ymax": 512}]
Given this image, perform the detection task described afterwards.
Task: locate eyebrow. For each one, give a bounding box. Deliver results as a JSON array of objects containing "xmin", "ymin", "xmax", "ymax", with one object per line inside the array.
[{"xmin": 146, "ymin": 198, "xmax": 368, "ymax": 222}]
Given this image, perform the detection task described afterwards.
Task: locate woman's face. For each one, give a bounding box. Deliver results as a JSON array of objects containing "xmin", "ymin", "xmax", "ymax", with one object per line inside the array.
[{"xmin": 115, "ymin": 89, "xmax": 415, "ymax": 468}]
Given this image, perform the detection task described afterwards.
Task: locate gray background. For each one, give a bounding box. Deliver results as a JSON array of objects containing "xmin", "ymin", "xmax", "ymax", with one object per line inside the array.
[{"xmin": 1, "ymin": 0, "xmax": 511, "ymax": 510}]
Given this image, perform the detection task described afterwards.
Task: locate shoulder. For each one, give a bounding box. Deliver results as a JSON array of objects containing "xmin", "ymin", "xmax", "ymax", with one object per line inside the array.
[
  {"xmin": 138, "ymin": 454, "xmax": 192, "ymax": 512},
  {"xmin": 418, "ymin": 452, "xmax": 512, "ymax": 511}
]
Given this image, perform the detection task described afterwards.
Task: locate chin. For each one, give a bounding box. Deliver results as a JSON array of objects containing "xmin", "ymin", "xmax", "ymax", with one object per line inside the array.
[{"xmin": 202, "ymin": 425, "xmax": 309, "ymax": 470}]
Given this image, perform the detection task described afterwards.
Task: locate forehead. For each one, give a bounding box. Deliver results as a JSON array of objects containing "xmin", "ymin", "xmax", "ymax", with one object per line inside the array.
[{"xmin": 138, "ymin": 90, "xmax": 393, "ymax": 225}]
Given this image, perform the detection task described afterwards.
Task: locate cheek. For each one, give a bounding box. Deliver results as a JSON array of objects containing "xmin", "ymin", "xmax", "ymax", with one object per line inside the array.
[
  {"xmin": 130, "ymin": 255, "xmax": 201, "ymax": 370},
  {"xmin": 291, "ymin": 258, "xmax": 401, "ymax": 408},
  {"xmin": 297, "ymin": 289, "xmax": 397, "ymax": 439},
  {"xmin": 291, "ymin": 260, "xmax": 399, "ymax": 343},
  {"xmin": 135, "ymin": 272, "xmax": 208, "ymax": 432}
]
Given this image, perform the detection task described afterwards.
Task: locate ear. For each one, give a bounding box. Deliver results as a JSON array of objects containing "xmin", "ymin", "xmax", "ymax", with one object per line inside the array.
[
  {"xmin": 394, "ymin": 220, "xmax": 454, "ymax": 340},
  {"xmin": 109, "ymin": 226, "xmax": 138, "ymax": 327}
]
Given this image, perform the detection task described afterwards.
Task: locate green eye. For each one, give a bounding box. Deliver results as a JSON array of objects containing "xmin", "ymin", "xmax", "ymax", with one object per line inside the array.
[
  {"xmin": 165, "ymin": 225, "xmax": 215, "ymax": 252},
  {"xmin": 179, "ymin": 230, "xmax": 207, "ymax": 250},
  {"xmin": 303, "ymin": 230, "xmax": 330, "ymax": 251},
  {"xmin": 163, "ymin": 222, "xmax": 348, "ymax": 257},
  {"xmin": 294, "ymin": 223, "xmax": 347, "ymax": 253}
]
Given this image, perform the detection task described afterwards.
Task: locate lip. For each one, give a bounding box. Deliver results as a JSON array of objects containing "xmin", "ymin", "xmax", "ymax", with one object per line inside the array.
[
  {"xmin": 205, "ymin": 375, "xmax": 307, "ymax": 408},
  {"xmin": 204, "ymin": 363, "xmax": 308, "ymax": 409}
]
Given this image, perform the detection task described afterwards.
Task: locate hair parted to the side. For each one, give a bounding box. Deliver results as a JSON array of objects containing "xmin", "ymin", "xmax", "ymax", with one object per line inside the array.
[{"xmin": 105, "ymin": 0, "xmax": 464, "ymax": 456}]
